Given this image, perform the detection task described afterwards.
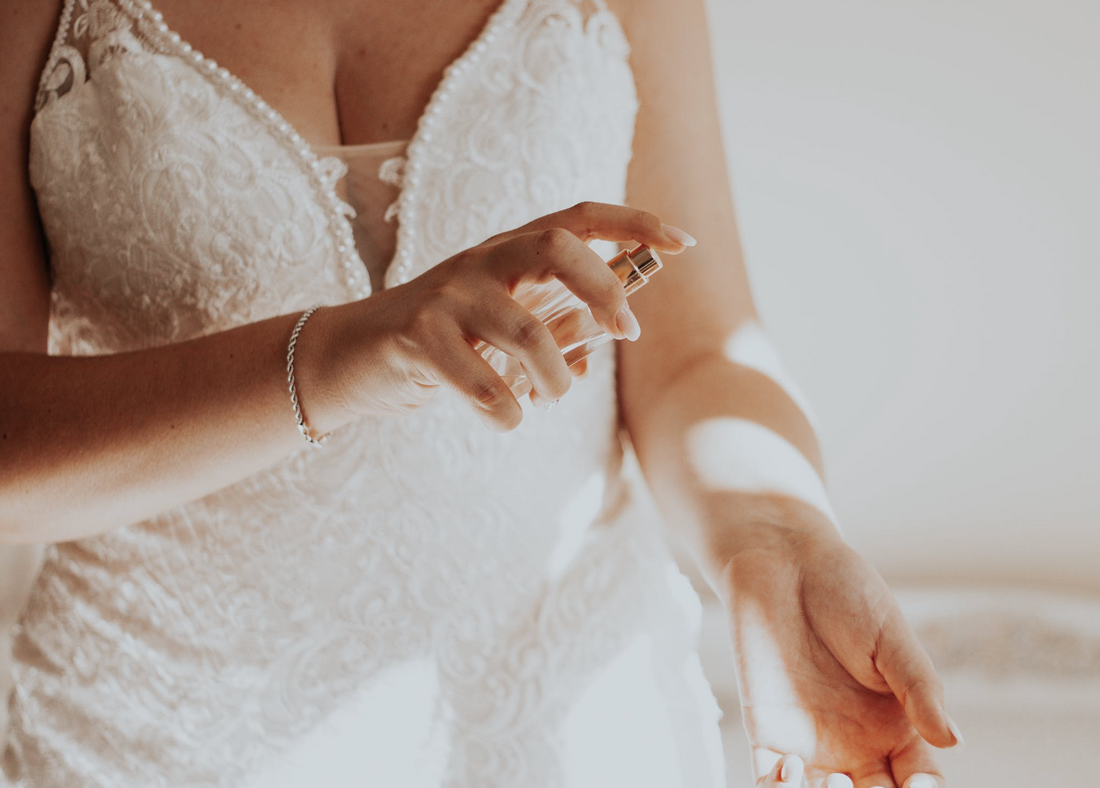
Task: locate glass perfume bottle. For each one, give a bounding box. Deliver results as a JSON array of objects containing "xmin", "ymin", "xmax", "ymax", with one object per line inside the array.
[{"xmin": 472, "ymin": 244, "xmax": 663, "ymax": 399}]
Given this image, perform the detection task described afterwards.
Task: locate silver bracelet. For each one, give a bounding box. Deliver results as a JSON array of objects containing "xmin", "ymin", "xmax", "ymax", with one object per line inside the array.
[{"xmin": 286, "ymin": 304, "xmax": 329, "ymax": 448}]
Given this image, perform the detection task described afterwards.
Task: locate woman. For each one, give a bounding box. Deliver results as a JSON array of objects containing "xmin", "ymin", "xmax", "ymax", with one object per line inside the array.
[{"xmin": 0, "ymin": 0, "xmax": 960, "ymax": 785}]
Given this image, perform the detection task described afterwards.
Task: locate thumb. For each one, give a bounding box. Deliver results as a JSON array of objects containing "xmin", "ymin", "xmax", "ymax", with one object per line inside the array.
[
  {"xmin": 874, "ymin": 607, "xmax": 961, "ymax": 750},
  {"xmin": 756, "ymin": 753, "xmax": 804, "ymax": 787}
]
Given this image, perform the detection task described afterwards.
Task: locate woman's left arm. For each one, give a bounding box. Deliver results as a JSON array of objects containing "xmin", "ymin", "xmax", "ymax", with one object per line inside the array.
[{"xmin": 610, "ymin": 1, "xmax": 961, "ymax": 786}]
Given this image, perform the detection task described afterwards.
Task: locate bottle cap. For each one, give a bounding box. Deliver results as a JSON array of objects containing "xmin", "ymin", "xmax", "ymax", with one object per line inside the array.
[{"xmin": 610, "ymin": 244, "xmax": 664, "ymax": 295}]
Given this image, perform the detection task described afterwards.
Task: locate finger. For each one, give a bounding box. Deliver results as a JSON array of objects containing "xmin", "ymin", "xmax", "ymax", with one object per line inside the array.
[
  {"xmin": 756, "ymin": 753, "xmax": 804, "ymax": 787},
  {"xmin": 852, "ymin": 763, "xmax": 897, "ymax": 788},
  {"xmin": 820, "ymin": 774, "xmax": 854, "ymax": 788},
  {"xmin": 481, "ymin": 200, "xmax": 695, "ymax": 255},
  {"xmin": 899, "ymin": 777, "xmax": 942, "ymax": 788},
  {"xmin": 428, "ymin": 331, "xmax": 523, "ymax": 432},
  {"xmin": 458, "ymin": 295, "xmax": 571, "ymax": 406},
  {"xmin": 873, "ymin": 607, "xmax": 958, "ymax": 749},
  {"xmin": 528, "ymin": 388, "xmax": 558, "ymax": 410},
  {"xmin": 890, "ymin": 735, "xmax": 945, "ymax": 788},
  {"xmin": 488, "ymin": 229, "xmax": 631, "ymax": 340},
  {"xmin": 568, "ymin": 355, "xmax": 588, "ymax": 378},
  {"xmin": 541, "ymin": 298, "xmax": 608, "ymax": 354}
]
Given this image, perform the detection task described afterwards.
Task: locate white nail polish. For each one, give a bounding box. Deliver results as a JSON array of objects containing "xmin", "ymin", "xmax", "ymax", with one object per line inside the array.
[
  {"xmin": 615, "ymin": 304, "xmax": 641, "ymax": 342},
  {"xmin": 906, "ymin": 775, "xmax": 938, "ymax": 788},
  {"xmin": 825, "ymin": 774, "xmax": 853, "ymax": 788},
  {"xmin": 661, "ymin": 223, "xmax": 697, "ymax": 246},
  {"xmin": 943, "ymin": 707, "xmax": 965, "ymax": 750},
  {"xmin": 779, "ymin": 754, "xmax": 803, "ymax": 784}
]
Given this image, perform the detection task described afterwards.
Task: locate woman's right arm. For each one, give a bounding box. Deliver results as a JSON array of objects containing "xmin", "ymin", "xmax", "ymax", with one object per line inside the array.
[
  {"xmin": 1, "ymin": 3, "xmax": 692, "ymax": 546},
  {"xmin": 2, "ymin": 1, "xmax": 379, "ymax": 540},
  {"xmin": 1, "ymin": 220, "xmax": 696, "ymax": 545}
]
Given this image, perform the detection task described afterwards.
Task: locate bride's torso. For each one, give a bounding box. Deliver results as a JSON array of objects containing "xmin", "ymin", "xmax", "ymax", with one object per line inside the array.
[{"xmin": 5, "ymin": 1, "xmax": 723, "ymax": 786}]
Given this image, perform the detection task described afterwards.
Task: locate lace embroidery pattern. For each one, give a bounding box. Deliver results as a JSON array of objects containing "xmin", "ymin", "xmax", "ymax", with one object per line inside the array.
[
  {"xmin": 379, "ymin": 155, "xmax": 406, "ymax": 223},
  {"xmin": 384, "ymin": 0, "xmax": 639, "ymax": 290},
  {"xmin": 5, "ymin": 0, "xmax": 725, "ymax": 786}
]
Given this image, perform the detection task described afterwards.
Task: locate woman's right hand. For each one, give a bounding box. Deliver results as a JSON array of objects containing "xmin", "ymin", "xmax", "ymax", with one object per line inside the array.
[{"xmin": 304, "ymin": 202, "xmax": 695, "ymax": 432}]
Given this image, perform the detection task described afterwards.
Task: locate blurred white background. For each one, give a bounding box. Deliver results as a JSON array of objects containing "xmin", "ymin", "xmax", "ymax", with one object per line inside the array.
[{"xmin": 690, "ymin": 0, "xmax": 1100, "ymax": 784}]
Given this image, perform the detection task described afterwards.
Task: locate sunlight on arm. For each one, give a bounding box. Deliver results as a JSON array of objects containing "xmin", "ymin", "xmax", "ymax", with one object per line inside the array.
[
  {"xmin": 685, "ymin": 417, "xmax": 838, "ymax": 530},
  {"xmin": 723, "ymin": 321, "xmax": 819, "ymax": 434},
  {"xmin": 733, "ymin": 602, "xmax": 818, "ymax": 778}
]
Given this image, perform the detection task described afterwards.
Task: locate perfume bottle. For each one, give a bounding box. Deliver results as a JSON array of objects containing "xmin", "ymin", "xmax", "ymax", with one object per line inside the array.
[{"xmin": 473, "ymin": 244, "xmax": 663, "ymax": 399}]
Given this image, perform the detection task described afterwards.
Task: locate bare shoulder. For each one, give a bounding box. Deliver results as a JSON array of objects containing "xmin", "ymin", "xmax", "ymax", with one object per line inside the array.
[
  {"xmin": 602, "ymin": 0, "xmax": 717, "ymax": 102},
  {"xmin": 0, "ymin": 0, "xmax": 63, "ymax": 354},
  {"xmin": 0, "ymin": 0, "xmax": 62, "ymax": 133},
  {"xmin": 603, "ymin": 0, "xmax": 711, "ymax": 39}
]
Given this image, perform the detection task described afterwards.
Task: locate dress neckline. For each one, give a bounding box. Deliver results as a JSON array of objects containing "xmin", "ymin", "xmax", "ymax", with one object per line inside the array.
[
  {"xmin": 314, "ymin": 139, "xmax": 410, "ymax": 157},
  {"xmin": 115, "ymin": 0, "xmax": 525, "ymax": 293}
]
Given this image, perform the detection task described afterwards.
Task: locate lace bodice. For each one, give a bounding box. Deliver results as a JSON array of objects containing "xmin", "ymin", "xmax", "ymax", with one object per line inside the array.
[
  {"xmin": 3, "ymin": 1, "xmax": 726, "ymax": 786},
  {"xmin": 317, "ymin": 140, "xmax": 410, "ymax": 294}
]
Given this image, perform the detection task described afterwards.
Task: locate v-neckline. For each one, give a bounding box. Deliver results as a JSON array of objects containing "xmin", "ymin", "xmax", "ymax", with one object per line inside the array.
[{"xmin": 120, "ymin": 0, "xmax": 524, "ymax": 295}]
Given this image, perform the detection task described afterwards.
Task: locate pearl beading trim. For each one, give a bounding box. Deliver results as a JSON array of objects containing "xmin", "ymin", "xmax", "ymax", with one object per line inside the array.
[
  {"xmin": 382, "ymin": 0, "xmax": 523, "ymax": 289},
  {"xmin": 118, "ymin": 0, "xmax": 371, "ymax": 300},
  {"xmin": 113, "ymin": 0, "xmax": 526, "ymax": 296}
]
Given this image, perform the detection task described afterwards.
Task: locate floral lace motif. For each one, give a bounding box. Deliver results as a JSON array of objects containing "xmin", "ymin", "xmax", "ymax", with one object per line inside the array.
[
  {"xmin": 379, "ymin": 156, "xmax": 406, "ymax": 223},
  {"xmin": 3, "ymin": 1, "xmax": 725, "ymax": 786}
]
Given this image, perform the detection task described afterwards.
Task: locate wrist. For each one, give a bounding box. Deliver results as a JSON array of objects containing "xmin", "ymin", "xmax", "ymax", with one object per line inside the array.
[
  {"xmin": 700, "ymin": 495, "xmax": 844, "ymax": 602},
  {"xmin": 284, "ymin": 304, "xmax": 360, "ymax": 437}
]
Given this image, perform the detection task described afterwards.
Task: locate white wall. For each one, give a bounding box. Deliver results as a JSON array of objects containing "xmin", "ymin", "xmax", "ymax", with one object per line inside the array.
[{"xmin": 704, "ymin": 0, "xmax": 1100, "ymax": 591}]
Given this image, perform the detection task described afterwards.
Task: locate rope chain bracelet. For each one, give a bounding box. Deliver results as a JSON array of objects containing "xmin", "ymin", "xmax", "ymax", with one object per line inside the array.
[{"xmin": 286, "ymin": 304, "xmax": 329, "ymax": 448}]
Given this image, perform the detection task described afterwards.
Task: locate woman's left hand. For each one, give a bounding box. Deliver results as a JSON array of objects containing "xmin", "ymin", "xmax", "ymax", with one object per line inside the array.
[{"xmin": 719, "ymin": 521, "xmax": 962, "ymax": 788}]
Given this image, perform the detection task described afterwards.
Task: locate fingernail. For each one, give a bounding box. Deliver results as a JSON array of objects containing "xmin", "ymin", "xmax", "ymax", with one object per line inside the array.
[
  {"xmin": 825, "ymin": 774, "xmax": 853, "ymax": 788},
  {"xmin": 615, "ymin": 304, "xmax": 641, "ymax": 342},
  {"xmin": 942, "ymin": 707, "xmax": 965, "ymax": 750},
  {"xmin": 906, "ymin": 775, "xmax": 938, "ymax": 788},
  {"xmin": 661, "ymin": 223, "xmax": 697, "ymax": 247},
  {"xmin": 778, "ymin": 754, "xmax": 803, "ymax": 784}
]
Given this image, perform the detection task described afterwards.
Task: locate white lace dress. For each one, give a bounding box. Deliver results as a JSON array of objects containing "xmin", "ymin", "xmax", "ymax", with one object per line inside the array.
[{"xmin": 2, "ymin": 0, "xmax": 727, "ymax": 785}]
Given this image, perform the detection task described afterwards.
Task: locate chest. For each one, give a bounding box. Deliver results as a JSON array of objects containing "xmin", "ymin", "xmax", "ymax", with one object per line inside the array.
[
  {"xmin": 32, "ymin": 0, "xmax": 640, "ymax": 347},
  {"xmin": 148, "ymin": 0, "xmax": 510, "ymax": 147}
]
